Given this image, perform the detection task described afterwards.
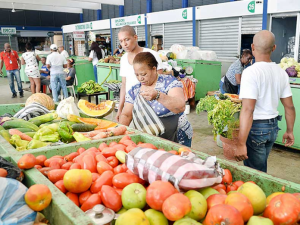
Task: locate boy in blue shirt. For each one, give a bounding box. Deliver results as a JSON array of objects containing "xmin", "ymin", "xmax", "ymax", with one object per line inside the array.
[{"xmin": 40, "ymin": 57, "xmax": 50, "ymax": 86}]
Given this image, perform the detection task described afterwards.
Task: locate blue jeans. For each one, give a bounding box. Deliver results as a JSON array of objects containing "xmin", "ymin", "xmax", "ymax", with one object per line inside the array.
[
  {"xmin": 93, "ymin": 65, "xmax": 98, "ymax": 83},
  {"xmin": 244, "ymin": 118, "xmax": 279, "ymax": 172},
  {"xmin": 219, "ymin": 80, "xmax": 225, "ymax": 94},
  {"xmin": 50, "ymin": 74, "xmax": 68, "ymax": 102},
  {"xmin": 7, "ymin": 69, "xmax": 23, "ymax": 94}
]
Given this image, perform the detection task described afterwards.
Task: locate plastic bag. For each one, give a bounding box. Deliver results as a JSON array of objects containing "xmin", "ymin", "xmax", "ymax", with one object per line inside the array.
[
  {"xmin": 126, "ymin": 148, "xmax": 223, "ymax": 191},
  {"xmin": 56, "ymin": 97, "xmax": 80, "ymax": 119},
  {"xmin": 0, "ymin": 177, "xmax": 37, "ymax": 225},
  {"xmin": 170, "ymin": 44, "xmax": 186, "ymax": 55},
  {"xmin": 197, "ymin": 51, "xmax": 218, "ymax": 61},
  {"xmin": 0, "ymin": 157, "xmax": 24, "ymax": 181}
]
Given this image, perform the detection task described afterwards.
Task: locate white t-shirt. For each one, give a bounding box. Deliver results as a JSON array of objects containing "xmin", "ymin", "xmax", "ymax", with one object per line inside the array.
[
  {"xmin": 239, "ymin": 62, "xmax": 292, "ymax": 120},
  {"xmin": 60, "ymin": 50, "xmax": 69, "ymax": 59},
  {"xmin": 46, "ymin": 52, "xmax": 67, "ymax": 75},
  {"xmin": 89, "ymin": 50, "xmax": 99, "ymax": 66},
  {"xmin": 120, "ymin": 48, "xmax": 163, "ymax": 93}
]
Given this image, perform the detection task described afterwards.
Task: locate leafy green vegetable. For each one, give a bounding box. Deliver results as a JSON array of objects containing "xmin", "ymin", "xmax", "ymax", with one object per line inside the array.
[
  {"xmin": 196, "ymin": 96, "xmax": 219, "ymax": 113},
  {"xmin": 77, "ymin": 80, "xmax": 105, "ymax": 94},
  {"xmin": 219, "ymin": 94, "xmax": 229, "ymax": 100}
]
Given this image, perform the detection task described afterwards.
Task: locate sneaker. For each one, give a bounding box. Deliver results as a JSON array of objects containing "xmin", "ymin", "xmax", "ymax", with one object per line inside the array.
[
  {"xmin": 20, "ymin": 92, "xmax": 24, "ymax": 98},
  {"xmin": 12, "ymin": 93, "xmax": 17, "ymax": 98}
]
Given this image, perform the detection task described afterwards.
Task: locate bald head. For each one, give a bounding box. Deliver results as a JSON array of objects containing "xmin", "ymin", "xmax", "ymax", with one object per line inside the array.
[
  {"xmin": 119, "ymin": 25, "xmax": 136, "ymax": 36},
  {"xmin": 253, "ymin": 30, "xmax": 275, "ymax": 54},
  {"xmin": 4, "ymin": 43, "xmax": 11, "ymax": 52}
]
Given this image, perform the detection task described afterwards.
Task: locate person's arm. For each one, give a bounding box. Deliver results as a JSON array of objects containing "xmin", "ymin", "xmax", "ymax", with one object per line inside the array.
[
  {"xmin": 66, "ymin": 68, "xmax": 75, "ymax": 81},
  {"xmin": 0, "ymin": 60, "xmax": 3, "ymax": 75},
  {"xmin": 46, "ymin": 64, "xmax": 51, "ymax": 69},
  {"xmin": 119, "ymin": 103, "xmax": 134, "ymax": 126},
  {"xmin": 235, "ymin": 99, "xmax": 256, "ymax": 161},
  {"xmin": 88, "ymin": 51, "xmax": 93, "ymax": 62},
  {"xmin": 157, "ymin": 69, "xmax": 163, "ymax": 74},
  {"xmin": 235, "ymin": 73, "xmax": 242, "ymax": 85},
  {"xmin": 36, "ymin": 55, "xmax": 41, "ymax": 61},
  {"xmin": 17, "ymin": 57, "xmax": 21, "ymax": 70},
  {"xmin": 140, "ymin": 86, "xmax": 186, "ymax": 114},
  {"xmin": 281, "ymin": 96, "xmax": 295, "ymax": 146},
  {"xmin": 116, "ymin": 77, "xmax": 126, "ymax": 122},
  {"xmin": 113, "ymin": 49, "xmax": 119, "ymax": 55},
  {"xmin": 21, "ymin": 57, "xmax": 25, "ymax": 65}
]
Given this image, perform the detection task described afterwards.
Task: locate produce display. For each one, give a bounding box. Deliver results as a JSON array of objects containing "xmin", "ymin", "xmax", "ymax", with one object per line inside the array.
[
  {"xmin": 77, "ymin": 80, "xmax": 105, "ymax": 94},
  {"xmin": 15, "ymin": 136, "xmax": 300, "ymax": 225},
  {"xmin": 279, "ymin": 57, "xmax": 300, "ymax": 78},
  {"xmin": 25, "ymin": 93, "xmax": 55, "ymax": 111},
  {"xmin": 99, "ymin": 55, "xmax": 121, "ymax": 64},
  {"xmin": 78, "ymin": 99, "xmax": 115, "ymax": 118}
]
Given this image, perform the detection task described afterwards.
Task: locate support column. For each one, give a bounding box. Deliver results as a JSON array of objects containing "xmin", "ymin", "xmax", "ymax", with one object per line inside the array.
[
  {"xmin": 80, "ymin": 13, "xmax": 83, "ymax": 23},
  {"xmin": 110, "ymin": 19, "xmax": 114, "ymax": 55},
  {"xmin": 182, "ymin": 0, "xmax": 188, "ymax": 8},
  {"xmin": 262, "ymin": 0, "xmax": 268, "ymax": 30},
  {"xmin": 147, "ymin": 0, "xmax": 152, "ymax": 13},
  {"xmin": 145, "ymin": 14, "xmax": 148, "ymax": 48},
  {"xmin": 193, "ymin": 7, "xmax": 196, "ymax": 46},
  {"xmin": 97, "ymin": 9, "xmax": 102, "ymax": 20},
  {"xmin": 119, "ymin": 5, "xmax": 124, "ymax": 17}
]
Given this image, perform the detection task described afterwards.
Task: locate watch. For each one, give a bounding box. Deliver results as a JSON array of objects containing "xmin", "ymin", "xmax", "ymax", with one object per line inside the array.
[{"xmin": 155, "ymin": 90, "xmax": 160, "ymax": 100}]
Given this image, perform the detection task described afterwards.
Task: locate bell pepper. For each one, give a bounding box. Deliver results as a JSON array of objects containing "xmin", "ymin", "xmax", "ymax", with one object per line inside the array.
[
  {"xmin": 39, "ymin": 132, "xmax": 60, "ymax": 142},
  {"xmin": 27, "ymin": 139, "xmax": 50, "ymax": 149},
  {"xmin": 58, "ymin": 122, "xmax": 74, "ymax": 143},
  {"xmin": 73, "ymin": 132, "xmax": 91, "ymax": 142}
]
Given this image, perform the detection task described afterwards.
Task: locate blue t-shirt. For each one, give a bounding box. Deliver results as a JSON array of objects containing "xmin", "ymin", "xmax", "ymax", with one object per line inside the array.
[{"xmin": 40, "ymin": 65, "xmax": 49, "ymax": 77}]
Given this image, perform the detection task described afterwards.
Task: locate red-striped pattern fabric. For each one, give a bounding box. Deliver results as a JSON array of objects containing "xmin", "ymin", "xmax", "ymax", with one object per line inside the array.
[{"xmin": 126, "ymin": 148, "xmax": 223, "ymax": 191}]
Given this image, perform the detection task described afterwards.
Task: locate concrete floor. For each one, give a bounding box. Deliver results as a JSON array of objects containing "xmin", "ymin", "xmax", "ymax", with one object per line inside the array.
[{"xmin": 1, "ymin": 77, "xmax": 300, "ymax": 184}]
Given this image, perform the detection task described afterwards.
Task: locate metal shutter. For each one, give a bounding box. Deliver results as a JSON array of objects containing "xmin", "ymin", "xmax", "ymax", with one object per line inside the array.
[
  {"xmin": 96, "ymin": 29, "xmax": 111, "ymax": 35},
  {"xmin": 150, "ymin": 24, "xmax": 163, "ymax": 36},
  {"xmin": 199, "ymin": 17, "xmax": 240, "ymax": 59},
  {"xmin": 114, "ymin": 28, "xmax": 121, "ymax": 48},
  {"xmin": 0, "ymin": 36, "xmax": 18, "ymax": 51},
  {"xmin": 137, "ymin": 26, "xmax": 145, "ymax": 41},
  {"xmin": 242, "ymin": 15, "xmax": 262, "ymax": 34},
  {"xmin": 164, "ymin": 21, "xmax": 193, "ymax": 49}
]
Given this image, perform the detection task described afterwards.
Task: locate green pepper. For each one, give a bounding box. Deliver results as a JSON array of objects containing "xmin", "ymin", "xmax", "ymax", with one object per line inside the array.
[
  {"xmin": 58, "ymin": 122, "xmax": 74, "ymax": 143},
  {"xmin": 10, "ymin": 135, "xmax": 29, "ymax": 149},
  {"xmin": 38, "ymin": 127, "xmax": 55, "ymax": 136},
  {"xmin": 73, "ymin": 132, "xmax": 91, "ymax": 142},
  {"xmin": 39, "ymin": 133, "xmax": 60, "ymax": 142},
  {"xmin": 16, "ymin": 146, "xmax": 27, "ymax": 151},
  {"xmin": 27, "ymin": 139, "xmax": 50, "ymax": 149}
]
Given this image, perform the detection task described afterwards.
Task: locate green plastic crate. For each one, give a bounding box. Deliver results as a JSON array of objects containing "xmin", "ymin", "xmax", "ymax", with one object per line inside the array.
[{"xmin": 0, "ymin": 103, "xmax": 25, "ymax": 116}]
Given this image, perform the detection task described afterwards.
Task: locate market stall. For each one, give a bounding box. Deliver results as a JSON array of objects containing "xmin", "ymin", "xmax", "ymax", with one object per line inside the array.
[{"xmin": 70, "ymin": 56, "xmax": 95, "ymax": 87}]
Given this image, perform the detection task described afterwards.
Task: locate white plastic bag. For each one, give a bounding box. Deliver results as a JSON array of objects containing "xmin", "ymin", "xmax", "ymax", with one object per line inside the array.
[
  {"xmin": 197, "ymin": 50, "xmax": 218, "ymax": 61},
  {"xmin": 170, "ymin": 44, "xmax": 186, "ymax": 56},
  {"xmin": 0, "ymin": 178, "xmax": 36, "ymax": 225},
  {"xmin": 56, "ymin": 97, "xmax": 80, "ymax": 119}
]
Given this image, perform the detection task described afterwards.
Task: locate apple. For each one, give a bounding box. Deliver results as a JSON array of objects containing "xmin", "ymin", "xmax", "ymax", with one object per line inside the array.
[
  {"xmin": 184, "ymin": 190, "xmax": 207, "ymax": 221},
  {"xmin": 247, "ymin": 216, "xmax": 274, "ymax": 225},
  {"xmin": 198, "ymin": 187, "xmax": 219, "ymax": 199},
  {"xmin": 145, "ymin": 209, "xmax": 168, "ymax": 225},
  {"xmin": 122, "ymin": 183, "xmax": 147, "ymax": 209}
]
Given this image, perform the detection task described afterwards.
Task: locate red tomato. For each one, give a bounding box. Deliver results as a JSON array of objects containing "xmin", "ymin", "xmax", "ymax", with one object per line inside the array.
[
  {"xmin": 112, "ymin": 173, "xmax": 140, "ymax": 189},
  {"xmin": 91, "ymin": 173, "xmax": 100, "ymax": 182},
  {"xmin": 263, "ymin": 193, "xmax": 300, "ymax": 225},
  {"xmin": 109, "ymin": 141, "xmax": 118, "ymax": 147},
  {"xmin": 137, "ymin": 143, "xmax": 158, "ymax": 149},
  {"xmin": 47, "ymin": 169, "xmax": 68, "ymax": 183},
  {"xmin": 207, "ymin": 194, "xmax": 227, "ymax": 210},
  {"xmin": 114, "ymin": 164, "xmax": 127, "ymax": 174},
  {"xmin": 44, "ymin": 158, "xmax": 64, "ymax": 167},
  {"xmin": 99, "ymin": 143, "xmax": 108, "ymax": 152},
  {"xmin": 95, "ymin": 154, "xmax": 108, "ymax": 163},
  {"xmin": 203, "ymin": 204, "xmax": 244, "ymax": 225},
  {"xmin": 107, "ymin": 156, "xmax": 119, "ymax": 168},
  {"xmin": 49, "ymin": 160, "xmax": 61, "ymax": 169},
  {"xmin": 112, "ymin": 144, "xmax": 126, "ymax": 151},
  {"xmin": 77, "ymin": 147, "xmax": 86, "ymax": 154},
  {"xmin": 24, "ymin": 184, "xmax": 52, "ymax": 211},
  {"xmin": 82, "ymin": 154, "xmax": 97, "ymax": 173},
  {"xmin": 34, "ymin": 165, "xmax": 42, "ymax": 169},
  {"xmin": 102, "ymin": 147, "xmax": 118, "ymax": 158},
  {"xmin": 81, "ymin": 194, "xmax": 102, "ymax": 212},
  {"xmin": 226, "ymin": 183, "xmax": 238, "ymax": 193},
  {"xmin": 293, "ymin": 193, "xmax": 300, "ymax": 201},
  {"xmin": 61, "ymin": 162, "xmax": 73, "ymax": 170},
  {"xmin": 79, "ymin": 190, "xmax": 92, "ymax": 206},
  {"xmin": 212, "ymin": 184, "xmax": 226, "ymax": 191},
  {"xmin": 66, "ymin": 192, "xmax": 79, "ymax": 207},
  {"xmin": 233, "ymin": 180, "xmax": 244, "ymax": 188},
  {"xmin": 168, "ymin": 150, "xmax": 179, "ymax": 155},
  {"xmin": 39, "ymin": 167, "xmax": 52, "ymax": 176},
  {"xmin": 100, "ymin": 185, "xmax": 122, "ymax": 212},
  {"xmin": 222, "ymin": 169, "xmax": 233, "ymax": 185},
  {"xmin": 69, "ymin": 163, "xmax": 81, "ymax": 170},
  {"xmin": 162, "ymin": 193, "xmax": 191, "ymax": 221},
  {"xmin": 54, "ymin": 180, "xmax": 67, "ymax": 193},
  {"xmin": 119, "ymin": 135, "xmax": 131, "ymax": 145},
  {"xmin": 35, "ymin": 155, "xmax": 47, "ymax": 166},
  {"xmin": 115, "ymin": 188, "xmax": 123, "ymax": 196},
  {"xmin": 90, "ymin": 171, "xmax": 114, "ymax": 193},
  {"xmin": 122, "ymin": 140, "xmax": 136, "ymax": 147},
  {"xmin": 97, "ymin": 161, "xmax": 113, "ymax": 175},
  {"xmin": 64, "ymin": 152, "xmax": 79, "ymax": 162},
  {"xmin": 18, "ymin": 154, "xmax": 36, "ymax": 169},
  {"xmin": 217, "ymin": 188, "xmax": 227, "ymax": 195}
]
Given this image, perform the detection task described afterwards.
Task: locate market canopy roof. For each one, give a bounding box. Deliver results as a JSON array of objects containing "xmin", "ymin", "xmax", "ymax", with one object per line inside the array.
[{"xmin": 0, "ymin": 0, "xmax": 124, "ymax": 14}]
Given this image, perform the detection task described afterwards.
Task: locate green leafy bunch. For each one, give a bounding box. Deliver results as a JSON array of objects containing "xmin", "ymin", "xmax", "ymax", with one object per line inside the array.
[
  {"xmin": 77, "ymin": 80, "xmax": 105, "ymax": 94},
  {"xmin": 196, "ymin": 96, "xmax": 219, "ymax": 114}
]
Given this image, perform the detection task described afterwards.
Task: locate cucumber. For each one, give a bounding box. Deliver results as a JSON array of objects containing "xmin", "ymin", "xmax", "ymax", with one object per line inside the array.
[
  {"xmin": 71, "ymin": 123, "xmax": 97, "ymax": 132},
  {"xmin": 0, "ymin": 125, "xmax": 5, "ymax": 131},
  {"xmin": 3, "ymin": 120, "xmax": 39, "ymax": 131},
  {"xmin": 24, "ymin": 132, "xmax": 36, "ymax": 138},
  {"xmin": 14, "ymin": 128, "xmax": 36, "ymax": 133},
  {"xmin": 0, "ymin": 130, "xmax": 11, "ymax": 142},
  {"xmin": 29, "ymin": 113, "xmax": 58, "ymax": 126}
]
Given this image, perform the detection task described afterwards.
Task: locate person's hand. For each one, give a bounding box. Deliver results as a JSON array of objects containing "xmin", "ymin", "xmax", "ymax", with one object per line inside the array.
[
  {"xmin": 140, "ymin": 88, "xmax": 158, "ymax": 101},
  {"xmin": 282, "ymin": 132, "xmax": 294, "ymax": 147},
  {"xmin": 235, "ymin": 142, "xmax": 248, "ymax": 162},
  {"xmin": 18, "ymin": 64, "xmax": 21, "ymax": 70},
  {"xmin": 0, "ymin": 70, "xmax": 3, "ymax": 75},
  {"xmin": 115, "ymin": 111, "xmax": 122, "ymax": 122}
]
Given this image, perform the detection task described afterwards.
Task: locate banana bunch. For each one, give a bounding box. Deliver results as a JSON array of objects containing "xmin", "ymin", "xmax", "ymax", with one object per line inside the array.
[{"xmin": 77, "ymin": 80, "xmax": 105, "ymax": 94}]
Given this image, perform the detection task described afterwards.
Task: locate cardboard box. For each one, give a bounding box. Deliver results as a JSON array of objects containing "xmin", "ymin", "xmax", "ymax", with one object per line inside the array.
[
  {"xmin": 153, "ymin": 44, "xmax": 162, "ymax": 52},
  {"xmin": 153, "ymin": 38, "xmax": 162, "ymax": 45}
]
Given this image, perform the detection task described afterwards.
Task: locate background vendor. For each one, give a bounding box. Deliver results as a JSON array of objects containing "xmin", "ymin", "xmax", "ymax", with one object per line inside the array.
[
  {"xmin": 220, "ymin": 49, "xmax": 253, "ymax": 94},
  {"xmin": 119, "ymin": 52, "xmax": 193, "ymax": 147}
]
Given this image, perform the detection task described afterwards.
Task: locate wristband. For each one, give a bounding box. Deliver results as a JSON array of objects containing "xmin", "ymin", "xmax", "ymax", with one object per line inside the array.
[{"xmin": 155, "ymin": 90, "xmax": 160, "ymax": 100}]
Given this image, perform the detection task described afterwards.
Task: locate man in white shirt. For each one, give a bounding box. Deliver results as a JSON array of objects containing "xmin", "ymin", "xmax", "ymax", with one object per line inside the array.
[
  {"xmin": 116, "ymin": 25, "xmax": 163, "ymax": 121},
  {"xmin": 58, "ymin": 46, "xmax": 69, "ymax": 59},
  {"xmin": 236, "ymin": 30, "xmax": 295, "ymax": 172},
  {"xmin": 46, "ymin": 44, "xmax": 68, "ymax": 102}
]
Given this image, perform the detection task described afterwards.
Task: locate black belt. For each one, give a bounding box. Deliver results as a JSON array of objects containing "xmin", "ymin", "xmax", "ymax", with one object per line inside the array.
[{"xmin": 253, "ymin": 115, "xmax": 282, "ymax": 124}]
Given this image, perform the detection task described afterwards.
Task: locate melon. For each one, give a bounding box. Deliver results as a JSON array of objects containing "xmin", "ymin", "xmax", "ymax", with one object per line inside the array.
[
  {"xmin": 77, "ymin": 99, "xmax": 115, "ymax": 118},
  {"xmin": 25, "ymin": 93, "xmax": 55, "ymax": 110},
  {"xmin": 78, "ymin": 117, "xmax": 117, "ymax": 129}
]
